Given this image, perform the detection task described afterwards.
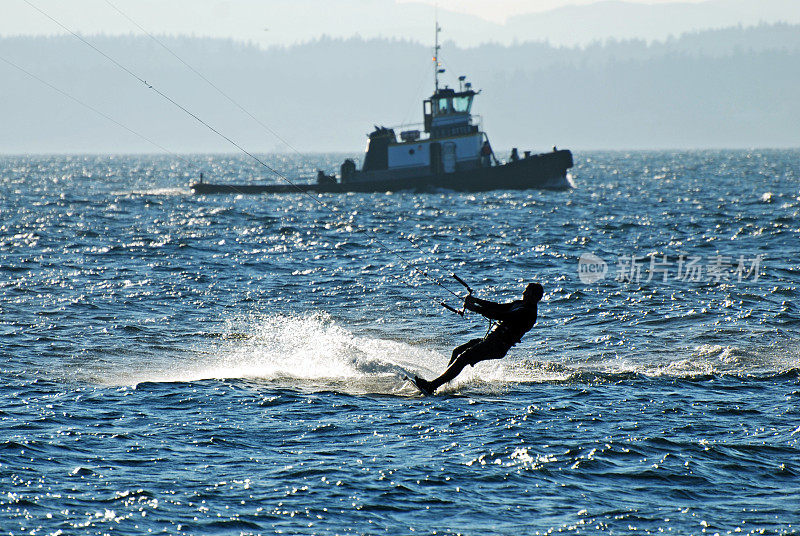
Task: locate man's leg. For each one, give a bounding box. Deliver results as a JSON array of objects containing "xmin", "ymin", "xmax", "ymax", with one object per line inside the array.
[
  {"xmin": 428, "ymin": 339, "xmax": 507, "ymax": 392},
  {"xmin": 449, "ymin": 338, "xmax": 482, "ymax": 366}
]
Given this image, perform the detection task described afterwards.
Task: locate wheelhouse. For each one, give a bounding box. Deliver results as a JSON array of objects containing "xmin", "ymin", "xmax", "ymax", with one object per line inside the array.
[{"xmin": 424, "ymin": 87, "xmax": 478, "ymax": 138}]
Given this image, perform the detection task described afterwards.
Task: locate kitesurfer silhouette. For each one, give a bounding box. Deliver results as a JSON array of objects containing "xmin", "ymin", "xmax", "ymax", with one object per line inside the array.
[{"xmin": 414, "ymin": 283, "xmax": 543, "ymax": 395}]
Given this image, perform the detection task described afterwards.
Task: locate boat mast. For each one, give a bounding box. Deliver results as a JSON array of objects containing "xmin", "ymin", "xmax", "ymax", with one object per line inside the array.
[{"xmin": 433, "ymin": 19, "xmax": 443, "ymax": 92}]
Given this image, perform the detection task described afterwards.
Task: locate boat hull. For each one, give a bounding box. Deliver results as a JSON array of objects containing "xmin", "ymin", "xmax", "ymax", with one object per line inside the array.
[{"xmin": 191, "ymin": 149, "xmax": 573, "ymax": 195}]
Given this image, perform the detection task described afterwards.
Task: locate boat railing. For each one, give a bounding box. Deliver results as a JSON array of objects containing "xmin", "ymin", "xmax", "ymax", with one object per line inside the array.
[
  {"xmin": 393, "ymin": 115, "xmax": 484, "ymax": 138},
  {"xmin": 394, "ymin": 121, "xmax": 426, "ymax": 131}
]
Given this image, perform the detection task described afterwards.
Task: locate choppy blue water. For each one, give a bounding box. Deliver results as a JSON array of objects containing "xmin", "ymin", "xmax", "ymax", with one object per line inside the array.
[{"xmin": 1, "ymin": 150, "xmax": 799, "ymax": 535}]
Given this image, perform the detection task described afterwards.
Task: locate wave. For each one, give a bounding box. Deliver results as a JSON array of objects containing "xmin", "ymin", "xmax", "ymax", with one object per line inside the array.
[
  {"xmin": 88, "ymin": 313, "xmax": 800, "ymax": 395},
  {"xmin": 94, "ymin": 313, "xmax": 445, "ymax": 395},
  {"xmin": 110, "ymin": 187, "xmax": 191, "ymax": 196}
]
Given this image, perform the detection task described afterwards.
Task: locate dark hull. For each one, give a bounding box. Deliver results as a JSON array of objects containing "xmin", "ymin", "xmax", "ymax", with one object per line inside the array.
[{"xmin": 191, "ymin": 149, "xmax": 573, "ymax": 195}]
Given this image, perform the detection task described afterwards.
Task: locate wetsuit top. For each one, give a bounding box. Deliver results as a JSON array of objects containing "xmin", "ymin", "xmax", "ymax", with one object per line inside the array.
[{"xmin": 464, "ymin": 296, "xmax": 537, "ymax": 347}]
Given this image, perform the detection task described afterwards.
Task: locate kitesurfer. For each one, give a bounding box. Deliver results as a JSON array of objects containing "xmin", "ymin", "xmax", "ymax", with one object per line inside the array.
[{"xmin": 414, "ymin": 283, "xmax": 543, "ymax": 395}]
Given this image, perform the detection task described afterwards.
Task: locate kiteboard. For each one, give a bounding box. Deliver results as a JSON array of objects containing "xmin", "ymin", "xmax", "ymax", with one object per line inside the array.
[{"xmin": 404, "ymin": 374, "xmax": 435, "ymax": 396}]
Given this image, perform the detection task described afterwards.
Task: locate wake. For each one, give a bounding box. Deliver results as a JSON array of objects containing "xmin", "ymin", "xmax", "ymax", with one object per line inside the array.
[
  {"xmin": 91, "ymin": 313, "xmax": 800, "ymax": 394},
  {"xmin": 97, "ymin": 313, "xmax": 448, "ymax": 394}
]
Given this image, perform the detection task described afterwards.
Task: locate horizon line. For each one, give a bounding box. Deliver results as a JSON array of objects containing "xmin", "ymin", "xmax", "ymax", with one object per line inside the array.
[{"xmin": 1, "ymin": 19, "xmax": 798, "ymax": 51}]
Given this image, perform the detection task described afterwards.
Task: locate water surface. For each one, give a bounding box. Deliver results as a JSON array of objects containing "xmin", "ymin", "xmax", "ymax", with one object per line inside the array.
[{"xmin": 1, "ymin": 150, "xmax": 799, "ymax": 534}]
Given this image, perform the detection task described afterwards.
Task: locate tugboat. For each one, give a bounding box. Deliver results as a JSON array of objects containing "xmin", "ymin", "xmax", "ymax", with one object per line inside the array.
[{"xmin": 192, "ymin": 25, "xmax": 573, "ymax": 195}]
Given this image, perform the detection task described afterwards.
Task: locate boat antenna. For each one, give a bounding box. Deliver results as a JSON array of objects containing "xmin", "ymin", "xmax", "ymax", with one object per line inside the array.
[{"xmin": 433, "ymin": 18, "xmax": 443, "ymax": 92}]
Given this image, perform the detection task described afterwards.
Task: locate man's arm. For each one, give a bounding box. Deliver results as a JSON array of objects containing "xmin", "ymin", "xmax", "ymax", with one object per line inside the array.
[{"xmin": 464, "ymin": 296, "xmax": 515, "ymax": 321}]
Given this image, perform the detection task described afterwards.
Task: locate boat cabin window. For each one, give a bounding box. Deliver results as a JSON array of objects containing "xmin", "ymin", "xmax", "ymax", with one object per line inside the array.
[
  {"xmin": 452, "ymin": 95, "xmax": 473, "ymax": 113},
  {"xmin": 433, "ymin": 95, "xmax": 473, "ymax": 115}
]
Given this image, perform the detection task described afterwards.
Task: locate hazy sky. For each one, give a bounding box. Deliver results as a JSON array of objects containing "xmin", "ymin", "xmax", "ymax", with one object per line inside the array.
[
  {"xmin": 3, "ymin": 0, "xmax": 721, "ymax": 40},
  {"xmin": 4, "ymin": 0, "xmax": 799, "ymax": 48},
  {"xmin": 400, "ymin": 0, "xmax": 708, "ymax": 22},
  {"xmin": 5, "ymin": 0, "xmax": 715, "ymax": 32}
]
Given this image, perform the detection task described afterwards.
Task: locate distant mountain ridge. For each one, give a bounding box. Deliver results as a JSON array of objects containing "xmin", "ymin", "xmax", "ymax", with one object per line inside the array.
[
  {"xmin": 1, "ymin": 23, "xmax": 798, "ymax": 153},
  {"xmin": 3, "ymin": 0, "xmax": 800, "ymax": 47},
  {"xmin": 497, "ymin": 0, "xmax": 800, "ymax": 45}
]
